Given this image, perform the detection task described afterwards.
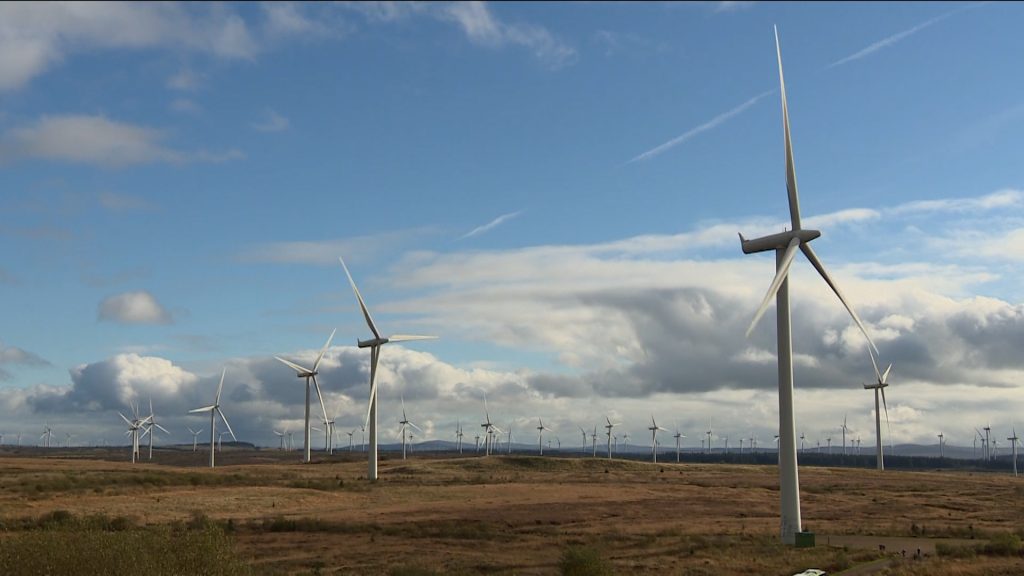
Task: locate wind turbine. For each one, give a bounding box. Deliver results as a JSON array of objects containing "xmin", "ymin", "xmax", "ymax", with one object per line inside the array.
[
  {"xmin": 591, "ymin": 426, "xmax": 599, "ymax": 457},
  {"xmin": 275, "ymin": 329, "xmax": 334, "ymax": 464},
  {"xmin": 219, "ymin": 431, "xmax": 231, "ymax": 452},
  {"xmin": 144, "ymin": 398, "xmax": 170, "ymax": 460},
  {"xmin": 189, "ymin": 368, "xmax": 236, "ymax": 468},
  {"xmin": 64, "ymin": 432, "xmax": 74, "ymax": 448},
  {"xmin": 41, "ymin": 423, "xmax": 53, "ymax": 448},
  {"xmin": 507, "ymin": 424, "xmax": 514, "ymax": 455},
  {"xmin": 537, "ymin": 418, "xmax": 551, "ymax": 455},
  {"xmin": 983, "ymin": 424, "xmax": 992, "ymax": 461},
  {"xmin": 273, "ymin": 429, "xmax": 286, "ymax": 450},
  {"xmin": 622, "ymin": 431, "xmax": 630, "ymax": 453},
  {"xmin": 398, "ymin": 396, "xmax": 422, "ymax": 460},
  {"xmin": 865, "ymin": 351, "xmax": 892, "ymax": 470},
  {"xmin": 188, "ymin": 427, "xmax": 203, "ymax": 452},
  {"xmin": 347, "ymin": 429, "xmax": 355, "ymax": 451},
  {"xmin": 705, "ymin": 421, "xmax": 713, "ymax": 455},
  {"xmin": 604, "ymin": 416, "xmax": 620, "ymax": 459},
  {"xmin": 118, "ymin": 409, "xmax": 150, "ymax": 464},
  {"xmin": 455, "ymin": 420, "xmax": 464, "ymax": 454},
  {"xmin": 339, "ymin": 257, "xmax": 436, "ymax": 481},
  {"xmin": 840, "ymin": 414, "xmax": 850, "ymax": 456},
  {"xmin": 740, "ymin": 28, "xmax": 878, "ymax": 544},
  {"xmin": 1008, "ymin": 428, "xmax": 1020, "ymax": 477},
  {"xmin": 673, "ymin": 425, "xmax": 686, "ymax": 463},
  {"xmin": 937, "ymin": 432, "xmax": 944, "ymax": 459},
  {"xmin": 648, "ymin": 416, "xmax": 666, "ymax": 463},
  {"xmin": 579, "ymin": 426, "xmax": 588, "ymax": 455},
  {"xmin": 480, "ymin": 397, "xmax": 499, "ymax": 456}
]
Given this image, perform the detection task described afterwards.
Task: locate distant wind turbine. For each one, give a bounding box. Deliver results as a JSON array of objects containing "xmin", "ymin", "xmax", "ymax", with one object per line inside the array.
[
  {"xmin": 188, "ymin": 427, "xmax": 203, "ymax": 452},
  {"xmin": 275, "ymin": 329, "xmax": 334, "ymax": 463},
  {"xmin": 648, "ymin": 416, "xmax": 667, "ymax": 463},
  {"xmin": 537, "ymin": 418, "xmax": 551, "ymax": 455},
  {"xmin": 865, "ymin": 351, "xmax": 892, "ymax": 470},
  {"xmin": 738, "ymin": 27, "xmax": 877, "ymax": 545},
  {"xmin": 673, "ymin": 425, "xmax": 686, "ymax": 463},
  {"xmin": 398, "ymin": 396, "xmax": 422, "ymax": 460},
  {"xmin": 188, "ymin": 368, "xmax": 236, "ymax": 468},
  {"xmin": 339, "ymin": 257, "xmax": 436, "ymax": 481}
]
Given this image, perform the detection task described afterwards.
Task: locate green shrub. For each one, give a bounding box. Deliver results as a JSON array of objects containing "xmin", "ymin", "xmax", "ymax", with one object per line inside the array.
[
  {"xmin": 935, "ymin": 542, "xmax": 976, "ymax": 558},
  {"xmin": 559, "ymin": 546, "xmax": 614, "ymax": 576},
  {"xmin": 982, "ymin": 532, "xmax": 1022, "ymax": 556}
]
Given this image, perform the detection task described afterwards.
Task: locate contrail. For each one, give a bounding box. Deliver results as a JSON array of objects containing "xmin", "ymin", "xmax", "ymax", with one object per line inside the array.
[
  {"xmin": 461, "ymin": 210, "xmax": 523, "ymax": 239},
  {"xmin": 628, "ymin": 90, "xmax": 774, "ymax": 164},
  {"xmin": 825, "ymin": 2, "xmax": 987, "ymax": 69}
]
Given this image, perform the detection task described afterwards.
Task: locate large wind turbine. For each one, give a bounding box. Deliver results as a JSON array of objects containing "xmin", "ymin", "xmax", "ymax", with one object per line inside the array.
[
  {"xmin": 189, "ymin": 368, "xmax": 236, "ymax": 468},
  {"xmin": 339, "ymin": 257, "xmax": 436, "ymax": 481},
  {"xmin": 865, "ymin": 351, "xmax": 892, "ymax": 470},
  {"xmin": 604, "ymin": 416, "xmax": 620, "ymax": 459},
  {"xmin": 739, "ymin": 28, "xmax": 878, "ymax": 545},
  {"xmin": 840, "ymin": 414, "xmax": 850, "ymax": 457},
  {"xmin": 648, "ymin": 416, "xmax": 666, "ymax": 463},
  {"xmin": 275, "ymin": 329, "xmax": 334, "ymax": 463},
  {"xmin": 537, "ymin": 418, "xmax": 551, "ymax": 455},
  {"xmin": 674, "ymin": 425, "xmax": 686, "ymax": 463}
]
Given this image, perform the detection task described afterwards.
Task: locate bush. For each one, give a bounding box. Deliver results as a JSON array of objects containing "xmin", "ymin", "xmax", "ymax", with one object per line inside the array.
[
  {"xmin": 982, "ymin": 532, "xmax": 1022, "ymax": 556},
  {"xmin": 935, "ymin": 542, "xmax": 976, "ymax": 559},
  {"xmin": 559, "ymin": 546, "xmax": 615, "ymax": 576}
]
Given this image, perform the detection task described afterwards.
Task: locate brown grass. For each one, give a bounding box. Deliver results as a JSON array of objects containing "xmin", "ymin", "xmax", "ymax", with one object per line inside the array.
[{"xmin": 0, "ymin": 452, "xmax": 1020, "ymax": 575}]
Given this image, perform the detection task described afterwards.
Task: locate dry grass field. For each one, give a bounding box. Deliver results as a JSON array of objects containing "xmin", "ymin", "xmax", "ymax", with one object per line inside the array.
[{"xmin": 0, "ymin": 448, "xmax": 1021, "ymax": 575}]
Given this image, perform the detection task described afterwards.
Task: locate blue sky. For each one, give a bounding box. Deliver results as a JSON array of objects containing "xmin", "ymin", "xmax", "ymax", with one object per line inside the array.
[{"xmin": 2, "ymin": 1, "xmax": 1022, "ymax": 452}]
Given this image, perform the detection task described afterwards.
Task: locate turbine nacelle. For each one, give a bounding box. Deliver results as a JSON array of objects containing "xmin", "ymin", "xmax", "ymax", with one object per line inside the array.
[
  {"xmin": 358, "ymin": 337, "xmax": 390, "ymax": 348},
  {"xmin": 739, "ymin": 229, "xmax": 821, "ymax": 254}
]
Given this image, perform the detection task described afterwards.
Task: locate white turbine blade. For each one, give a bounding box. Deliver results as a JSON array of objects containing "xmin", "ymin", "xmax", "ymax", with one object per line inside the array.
[
  {"xmin": 409, "ymin": 421, "xmax": 423, "ymax": 433},
  {"xmin": 215, "ymin": 368, "xmax": 227, "ymax": 405},
  {"xmin": 218, "ymin": 408, "xmax": 236, "ymax": 441},
  {"xmin": 189, "ymin": 405, "xmax": 216, "ymax": 413},
  {"xmin": 867, "ymin": 346, "xmax": 883, "ymax": 383},
  {"xmin": 491, "ymin": 425, "xmax": 504, "ymax": 434},
  {"xmin": 881, "ymin": 363, "xmax": 892, "ymax": 385},
  {"xmin": 140, "ymin": 426, "xmax": 151, "ymax": 439},
  {"xmin": 775, "ymin": 25, "xmax": 801, "ymax": 232},
  {"xmin": 313, "ymin": 328, "xmax": 336, "ymax": 373},
  {"xmin": 138, "ymin": 415, "xmax": 153, "ymax": 426},
  {"xmin": 275, "ymin": 356, "xmax": 309, "ymax": 375},
  {"xmin": 800, "ymin": 243, "xmax": 878, "ymax": 355},
  {"xmin": 311, "ymin": 374, "xmax": 329, "ymax": 424},
  {"xmin": 118, "ymin": 412, "xmax": 133, "ymax": 426},
  {"xmin": 746, "ymin": 236, "xmax": 801, "ymax": 337},
  {"xmin": 339, "ymin": 256, "xmax": 380, "ymax": 339},
  {"xmin": 388, "ymin": 334, "xmax": 438, "ymax": 343},
  {"xmin": 149, "ymin": 398, "xmax": 154, "ymax": 418},
  {"xmin": 155, "ymin": 423, "xmax": 170, "ymax": 435}
]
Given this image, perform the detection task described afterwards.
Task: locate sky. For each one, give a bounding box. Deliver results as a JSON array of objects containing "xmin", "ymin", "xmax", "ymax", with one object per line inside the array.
[{"xmin": 1, "ymin": 1, "xmax": 1022, "ymax": 454}]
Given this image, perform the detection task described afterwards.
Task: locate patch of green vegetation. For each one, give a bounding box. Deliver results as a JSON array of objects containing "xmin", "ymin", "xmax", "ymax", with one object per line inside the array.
[
  {"xmin": 0, "ymin": 513, "xmax": 250, "ymax": 576},
  {"xmin": 559, "ymin": 546, "xmax": 615, "ymax": 576}
]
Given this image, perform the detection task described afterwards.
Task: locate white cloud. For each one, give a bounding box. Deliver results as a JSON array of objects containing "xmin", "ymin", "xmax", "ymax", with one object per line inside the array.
[
  {"xmin": 252, "ymin": 109, "xmax": 290, "ymax": 132},
  {"xmin": 713, "ymin": 2, "xmax": 756, "ymax": 13},
  {"xmin": 0, "ymin": 2, "xmax": 258, "ymax": 91},
  {"xmin": 240, "ymin": 228, "xmax": 437, "ymax": 266},
  {"xmin": 97, "ymin": 291, "xmax": 173, "ymax": 325},
  {"xmin": 0, "ymin": 115, "xmax": 242, "ymax": 167}
]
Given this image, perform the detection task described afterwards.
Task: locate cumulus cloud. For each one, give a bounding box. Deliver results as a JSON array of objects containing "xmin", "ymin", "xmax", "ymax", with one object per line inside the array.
[
  {"xmin": 97, "ymin": 291, "xmax": 173, "ymax": 325},
  {"xmin": 0, "ymin": 115, "xmax": 242, "ymax": 167}
]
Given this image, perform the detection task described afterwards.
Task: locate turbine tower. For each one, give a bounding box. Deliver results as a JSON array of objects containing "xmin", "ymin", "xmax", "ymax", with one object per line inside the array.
[
  {"xmin": 275, "ymin": 329, "xmax": 334, "ymax": 463},
  {"xmin": 673, "ymin": 425, "xmax": 686, "ymax": 463},
  {"xmin": 188, "ymin": 368, "xmax": 236, "ymax": 468},
  {"xmin": 840, "ymin": 414, "xmax": 850, "ymax": 456},
  {"xmin": 144, "ymin": 398, "xmax": 170, "ymax": 460},
  {"xmin": 937, "ymin": 432, "xmax": 944, "ymax": 459},
  {"xmin": 339, "ymin": 257, "xmax": 436, "ymax": 481},
  {"xmin": 739, "ymin": 27, "xmax": 877, "ymax": 545},
  {"xmin": 865, "ymin": 352, "xmax": 892, "ymax": 470}
]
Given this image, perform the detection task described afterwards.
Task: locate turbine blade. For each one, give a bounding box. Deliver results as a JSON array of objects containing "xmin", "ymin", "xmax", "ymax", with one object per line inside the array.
[
  {"xmin": 155, "ymin": 424, "xmax": 170, "ymax": 435},
  {"xmin": 881, "ymin": 363, "xmax": 892, "ymax": 384},
  {"xmin": 312, "ymin": 375, "xmax": 329, "ymax": 424},
  {"xmin": 800, "ymin": 243, "xmax": 878, "ymax": 354},
  {"xmin": 189, "ymin": 405, "xmax": 216, "ymax": 413},
  {"xmin": 775, "ymin": 25, "xmax": 801, "ymax": 231},
  {"xmin": 275, "ymin": 356, "xmax": 309, "ymax": 375},
  {"xmin": 388, "ymin": 334, "xmax": 438, "ymax": 343},
  {"xmin": 218, "ymin": 409, "xmax": 236, "ymax": 441},
  {"xmin": 339, "ymin": 256, "xmax": 380, "ymax": 339},
  {"xmin": 746, "ymin": 236, "xmax": 801, "ymax": 337},
  {"xmin": 880, "ymin": 386, "xmax": 891, "ymax": 441},
  {"xmin": 867, "ymin": 346, "xmax": 883, "ymax": 383},
  {"xmin": 118, "ymin": 412, "xmax": 132, "ymax": 426},
  {"xmin": 215, "ymin": 368, "xmax": 227, "ymax": 405},
  {"xmin": 313, "ymin": 328, "xmax": 336, "ymax": 372},
  {"xmin": 409, "ymin": 421, "xmax": 423, "ymax": 433}
]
